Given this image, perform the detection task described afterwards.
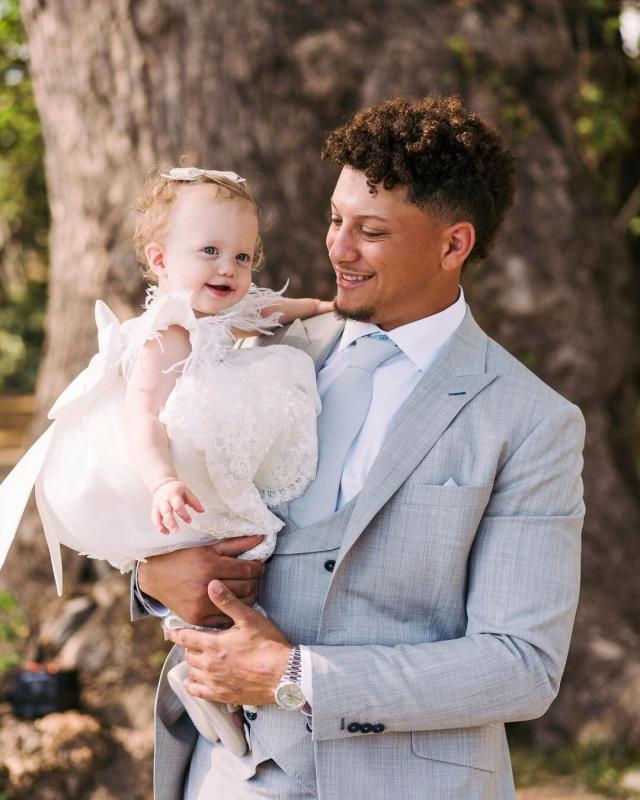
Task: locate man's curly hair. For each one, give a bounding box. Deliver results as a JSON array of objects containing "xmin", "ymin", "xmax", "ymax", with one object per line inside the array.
[{"xmin": 322, "ymin": 95, "xmax": 515, "ymax": 264}]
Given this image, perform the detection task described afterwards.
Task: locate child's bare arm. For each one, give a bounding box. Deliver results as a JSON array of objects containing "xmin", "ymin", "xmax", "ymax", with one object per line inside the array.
[
  {"xmin": 124, "ymin": 326, "xmax": 204, "ymax": 533},
  {"xmin": 271, "ymin": 296, "xmax": 336, "ymax": 325},
  {"xmin": 231, "ymin": 296, "xmax": 336, "ymax": 339}
]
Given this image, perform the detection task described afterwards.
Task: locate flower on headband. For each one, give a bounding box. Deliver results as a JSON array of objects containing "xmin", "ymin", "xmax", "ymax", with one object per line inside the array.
[{"xmin": 160, "ymin": 167, "xmax": 246, "ymax": 184}]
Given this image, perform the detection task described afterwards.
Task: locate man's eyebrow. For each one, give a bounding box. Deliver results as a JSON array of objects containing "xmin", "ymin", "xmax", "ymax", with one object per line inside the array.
[{"xmin": 330, "ymin": 201, "xmax": 389, "ymax": 223}]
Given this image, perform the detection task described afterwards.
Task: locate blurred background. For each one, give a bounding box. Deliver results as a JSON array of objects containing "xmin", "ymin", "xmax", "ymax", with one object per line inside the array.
[{"xmin": 0, "ymin": 0, "xmax": 639, "ymax": 798}]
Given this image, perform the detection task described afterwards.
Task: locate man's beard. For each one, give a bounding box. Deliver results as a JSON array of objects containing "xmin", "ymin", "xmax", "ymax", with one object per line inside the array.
[{"xmin": 334, "ymin": 299, "xmax": 376, "ymax": 323}]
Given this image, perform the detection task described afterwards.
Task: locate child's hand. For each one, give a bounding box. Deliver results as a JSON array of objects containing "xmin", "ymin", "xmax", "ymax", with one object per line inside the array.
[
  {"xmin": 315, "ymin": 298, "xmax": 336, "ymax": 315},
  {"xmin": 151, "ymin": 479, "xmax": 205, "ymax": 534}
]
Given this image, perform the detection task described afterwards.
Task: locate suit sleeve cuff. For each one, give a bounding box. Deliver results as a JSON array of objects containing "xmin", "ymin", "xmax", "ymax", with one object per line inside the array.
[{"xmin": 300, "ymin": 644, "xmax": 313, "ymax": 707}]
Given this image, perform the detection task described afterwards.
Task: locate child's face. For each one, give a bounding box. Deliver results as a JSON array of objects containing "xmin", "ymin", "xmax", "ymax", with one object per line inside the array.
[{"xmin": 147, "ymin": 184, "xmax": 258, "ymax": 316}]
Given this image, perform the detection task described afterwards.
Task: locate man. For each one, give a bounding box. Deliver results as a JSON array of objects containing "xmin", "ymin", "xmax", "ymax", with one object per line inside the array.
[{"xmin": 133, "ymin": 95, "xmax": 585, "ymax": 799}]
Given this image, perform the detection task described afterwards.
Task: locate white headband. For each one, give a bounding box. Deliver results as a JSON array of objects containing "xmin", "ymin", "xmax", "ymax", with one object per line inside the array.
[{"xmin": 160, "ymin": 167, "xmax": 246, "ymax": 184}]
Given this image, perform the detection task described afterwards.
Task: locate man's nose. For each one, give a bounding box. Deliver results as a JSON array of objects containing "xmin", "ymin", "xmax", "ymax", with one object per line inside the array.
[{"xmin": 327, "ymin": 227, "xmax": 358, "ymax": 265}]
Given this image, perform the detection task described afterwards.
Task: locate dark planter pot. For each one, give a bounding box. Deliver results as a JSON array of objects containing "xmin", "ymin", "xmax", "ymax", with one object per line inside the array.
[{"xmin": 8, "ymin": 665, "xmax": 80, "ymax": 719}]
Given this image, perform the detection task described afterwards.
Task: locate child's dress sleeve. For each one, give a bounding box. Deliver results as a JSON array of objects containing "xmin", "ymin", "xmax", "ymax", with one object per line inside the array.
[{"xmin": 119, "ymin": 287, "xmax": 198, "ymax": 377}]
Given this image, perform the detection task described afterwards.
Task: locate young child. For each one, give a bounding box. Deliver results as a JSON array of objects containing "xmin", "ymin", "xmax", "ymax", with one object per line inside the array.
[{"xmin": 0, "ymin": 166, "xmax": 331, "ymax": 755}]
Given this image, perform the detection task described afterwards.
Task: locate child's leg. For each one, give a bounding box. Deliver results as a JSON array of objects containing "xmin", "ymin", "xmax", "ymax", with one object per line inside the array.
[
  {"xmin": 161, "ymin": 613, "xmax": 248, "ymax": 757},
  {"xmin": 163, "ymin": 532, "xmax": 277, "ymax": 750}
]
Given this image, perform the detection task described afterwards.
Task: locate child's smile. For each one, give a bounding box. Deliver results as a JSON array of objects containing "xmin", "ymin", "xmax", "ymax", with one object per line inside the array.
[{"xmin": 205, "ymin": 283, "xmax": 234, "ymax": 298}]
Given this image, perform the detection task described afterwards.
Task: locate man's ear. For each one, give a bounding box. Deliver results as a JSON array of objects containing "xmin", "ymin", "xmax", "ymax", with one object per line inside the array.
[
  {"xmin": 441, "ymin": 222, "xmax": 475, "ymax": 271},
  {"xmin": 145, "ymin": 242, "xmax": 166, "ymax": 279}
]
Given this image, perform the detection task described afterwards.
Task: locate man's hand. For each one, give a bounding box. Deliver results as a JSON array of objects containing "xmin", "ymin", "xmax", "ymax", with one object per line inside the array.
[
  {"xmin": 166, "ymin": 580, "xmax": 291, "ymax": 707},
  {"xmin": 138, "ymin": 537, "xmax": 265, "ymax": 627}
]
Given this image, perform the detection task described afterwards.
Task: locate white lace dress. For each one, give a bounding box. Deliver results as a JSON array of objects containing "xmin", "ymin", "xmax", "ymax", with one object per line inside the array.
[{"xmin": 0, "ymin": 285, "xmax": 319, "ymax": 595}]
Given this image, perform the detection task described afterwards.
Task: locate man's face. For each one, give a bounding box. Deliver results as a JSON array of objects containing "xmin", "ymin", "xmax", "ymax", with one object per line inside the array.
[{"xmin": 326, "ymin": 167, "xmax": 461, "ymax": 330}]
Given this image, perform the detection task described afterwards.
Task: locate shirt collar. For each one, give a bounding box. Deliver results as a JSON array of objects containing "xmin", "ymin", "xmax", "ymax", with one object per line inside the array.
[{"xmin": 337, "ymin": 287, "xmax": 467, "ymax": 371}]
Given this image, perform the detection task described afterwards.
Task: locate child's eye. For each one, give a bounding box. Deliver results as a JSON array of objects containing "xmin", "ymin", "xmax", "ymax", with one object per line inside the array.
[
  {"xmin": 202, "ymin": 246, "xmax": 220, "ymax": 255},
  {"xmin": 236, "ymin": 253, "xmax": 251, "ymax": 263},
  {"xmin": 361, "ymin": 229, "xmax": 384, "ymax": 238},
  {"xmin": 329, "ymin": 216, "xmax": 341, "ymax": 226}
]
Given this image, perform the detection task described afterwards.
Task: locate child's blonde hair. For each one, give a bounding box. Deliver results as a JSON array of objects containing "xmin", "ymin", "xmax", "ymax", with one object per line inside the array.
[{"xmin": 133, "ymin": 168, "xmax": 266, "ymax": 282}]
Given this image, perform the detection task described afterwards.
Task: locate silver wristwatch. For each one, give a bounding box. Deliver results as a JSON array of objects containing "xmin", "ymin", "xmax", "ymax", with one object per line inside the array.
[{"xmin": 274, "ymin": 645, "xmax": 307, "ymax": 711}]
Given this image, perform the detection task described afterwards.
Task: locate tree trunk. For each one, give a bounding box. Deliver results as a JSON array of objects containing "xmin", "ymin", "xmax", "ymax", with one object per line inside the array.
[{"xmin": 17, "ymin": 0, "xmax": 640, "ymax": 748}]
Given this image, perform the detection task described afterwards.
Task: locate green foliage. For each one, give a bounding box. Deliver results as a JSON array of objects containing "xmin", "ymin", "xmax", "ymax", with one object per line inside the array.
[
  {"xmin": 0, "ymin": 0, "xmax": 48, "ymax": 394},
  {"xmin": 577, "ymin": 79, "xmax": 632, "ymax": 164},
  {"xmin": 446, "ymin": 35, "xmax": 476, "ymax": 73},
  {"xmin": 0, "ymin": 0, "xmax": 47, "ymax": 251},
  {"xmin": 571, "ymin": 3, "xmax": 640, "ymax": 223},
  {"xmin": 500, "ymin": 101, "xmax": 535, "ymax": 142},
  {"xmin": 512, "ymin": 741, "xmax": 640, "ymax": 797},
  {"xmin": 0, "ymin": 590, "xmax": 28, "ymax": 673},
  {"xmin": 0, "ymin": 280, "xmax": 46, "ymax": 391}
]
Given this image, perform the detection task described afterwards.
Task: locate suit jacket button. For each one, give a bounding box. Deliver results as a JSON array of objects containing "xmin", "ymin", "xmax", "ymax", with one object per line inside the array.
[
  {"xmin": 372, "ymin": 723, "xmax": 385, "ymax": 733},
  {"xmin": 347, "ymin": 722, "xmax": 361, "ymax": 733},
  {"xmin": 245, "ymin": 711, "xmax": 258, "ymax": 721},
  {"xmin": 324, "ymin": 559, "xmax": 336, "ymax": 572},
  {"xmin": 360, "ymin": 723, "xmax": 373, "ymax": 733}
]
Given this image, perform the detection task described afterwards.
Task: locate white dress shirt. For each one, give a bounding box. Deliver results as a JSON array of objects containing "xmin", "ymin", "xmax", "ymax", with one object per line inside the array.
[{"xmin": 300, "ymin": 287, "xmax": 467, "ymax": 705}]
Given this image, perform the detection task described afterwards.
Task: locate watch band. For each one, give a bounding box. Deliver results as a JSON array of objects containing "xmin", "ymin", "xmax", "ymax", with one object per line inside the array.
[{"xmin": 284, "ymin": 645, "xmax": 302, "ymax": 683}]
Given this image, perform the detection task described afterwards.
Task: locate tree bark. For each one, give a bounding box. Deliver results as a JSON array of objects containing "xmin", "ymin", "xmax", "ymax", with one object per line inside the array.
[{"xmin": 17, "ymin": 0, "xmax": 640, "ymax": 748}]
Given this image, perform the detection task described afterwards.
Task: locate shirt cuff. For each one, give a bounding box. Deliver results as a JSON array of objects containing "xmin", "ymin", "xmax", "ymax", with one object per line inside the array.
[
  {"xmin": 133, "ymin": 562, "xmax": 171, "ymax": 618},
  {"xmin": 300, "ymin": 644, "xmax": 313, "ymax": 708}
]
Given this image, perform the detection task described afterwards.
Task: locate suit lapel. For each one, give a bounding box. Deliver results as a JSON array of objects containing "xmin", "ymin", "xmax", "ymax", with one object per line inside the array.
[{"xmin": 334, "ymin": 309, "xmax": 497, "ymax": 570}]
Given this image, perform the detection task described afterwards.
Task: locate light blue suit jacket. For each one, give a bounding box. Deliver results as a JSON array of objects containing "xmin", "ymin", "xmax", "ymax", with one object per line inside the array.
[{"xmin": 139, "ymin": 307, "xmax": 585, "ymax": 799}]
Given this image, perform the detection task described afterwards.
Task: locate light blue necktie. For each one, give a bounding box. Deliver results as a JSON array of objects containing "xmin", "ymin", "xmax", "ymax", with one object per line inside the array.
[{"xmin": 289, "ymin": 333, "xmax": 400, "ymax": 527}]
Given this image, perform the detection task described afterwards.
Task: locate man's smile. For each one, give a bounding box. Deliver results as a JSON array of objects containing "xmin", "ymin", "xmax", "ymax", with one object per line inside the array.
[{"xmin": 335, "ymin": 269, "xmax": 375, "ymax": 289}]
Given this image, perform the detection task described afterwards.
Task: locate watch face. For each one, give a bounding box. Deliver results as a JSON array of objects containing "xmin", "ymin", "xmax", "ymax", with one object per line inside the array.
[{"xmin": 276, "ymin": 682, "xmax": 305, "ymax": 710}]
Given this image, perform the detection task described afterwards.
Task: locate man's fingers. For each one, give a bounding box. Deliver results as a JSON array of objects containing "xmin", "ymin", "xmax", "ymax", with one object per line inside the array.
[
  {"xmin": 202, "ymin": 553, "xmax": 264, "ymax": 580},
  {"xmin": 202, "ymin": 614, "xmax": 233, "ymax": 628},
  {"xmin": 184, "ymin": 678, "xmax": 217, "ymax": 702},
  {"xmin": 167, "ymin": 627, "xmax": 210, "ymax": 652},
  {"xmin": 223, "ymin": 579, "xmax": 255, "ymax": 599},
  {"xmin": 212, "ymin": 536, "xmax": 265, "ymax": 558},
  {"xmin": 184, "ymin": 649, "xmax": 208, "ymax": 670},
  {"xmin": 207, "ymin": 580, "xmax": 253, "ymax": 624}
]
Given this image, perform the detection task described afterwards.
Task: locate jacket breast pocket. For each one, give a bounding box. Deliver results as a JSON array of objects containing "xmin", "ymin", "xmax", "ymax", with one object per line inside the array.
[
  {"xmin": 403, "ymin": 482, "xmax": 493, "ymax": 508},
  {"xmin": 411, "ymin": 725, "xmax": 503, "ymax": 772}
]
